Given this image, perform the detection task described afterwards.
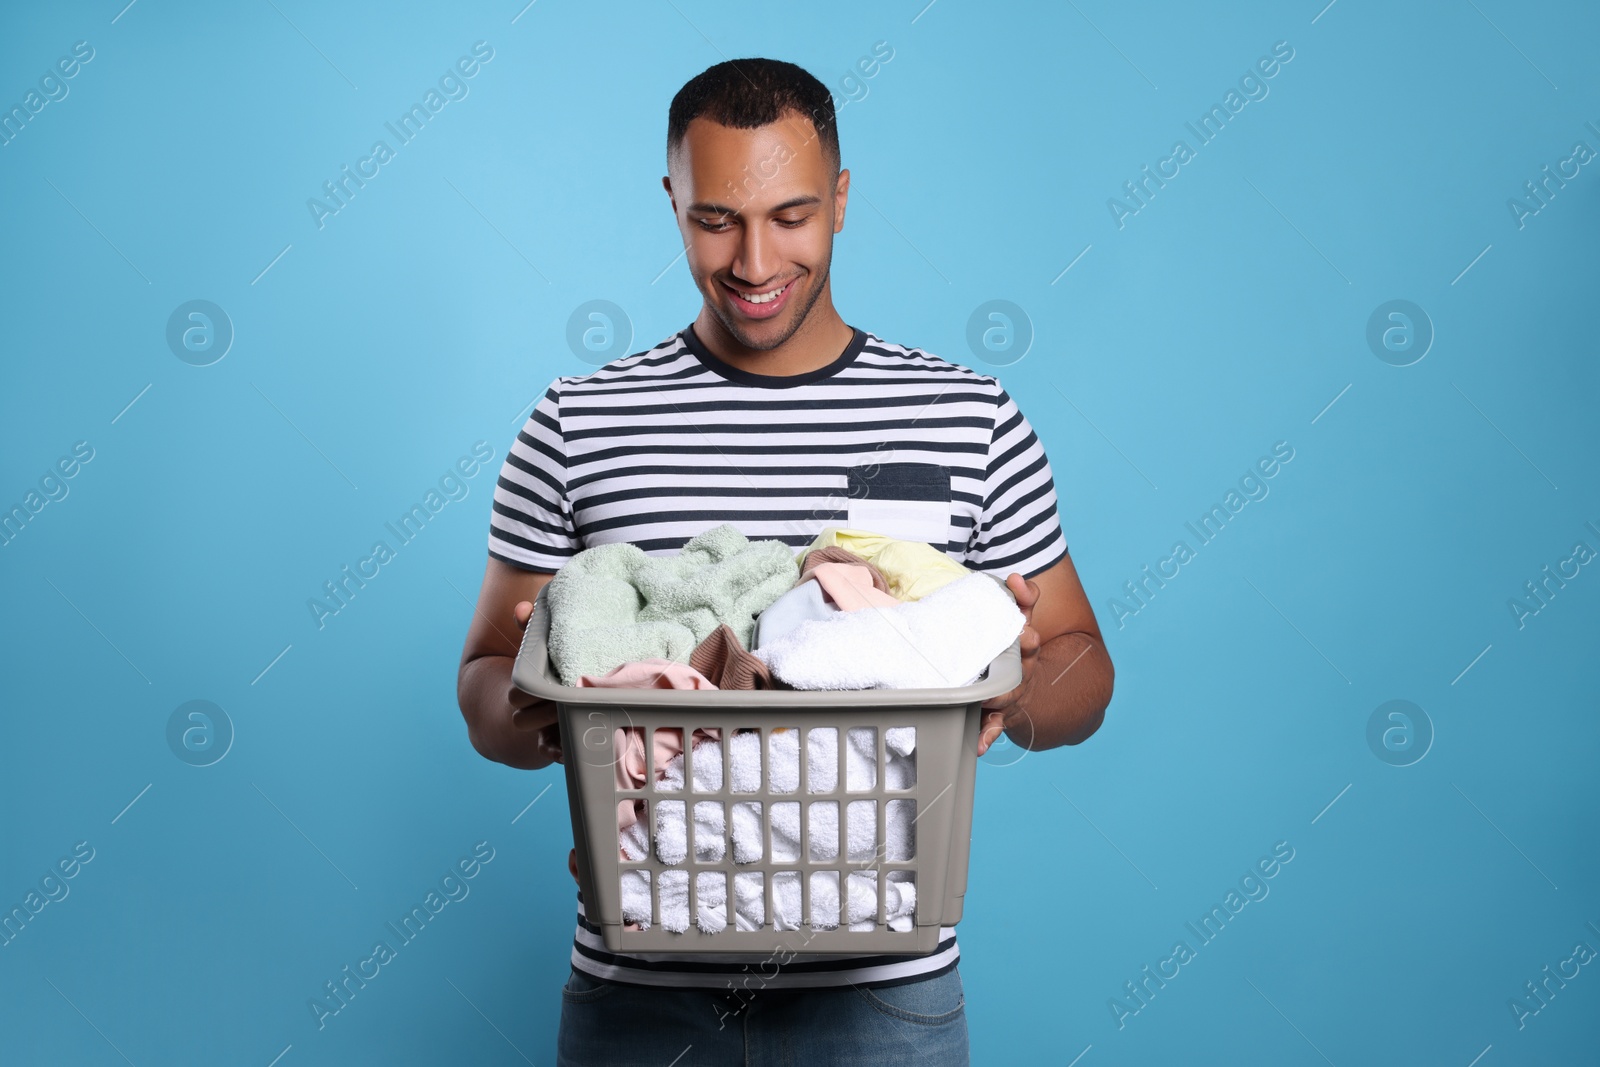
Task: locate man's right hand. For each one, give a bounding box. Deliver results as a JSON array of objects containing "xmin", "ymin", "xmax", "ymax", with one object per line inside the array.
[
  {"xmin": 457, "ymin": 559, "xmax": 562, "ymax": 770},
  {"xmin": 510, "ymin": 598, "xmax": 564, "ymax": 765}
]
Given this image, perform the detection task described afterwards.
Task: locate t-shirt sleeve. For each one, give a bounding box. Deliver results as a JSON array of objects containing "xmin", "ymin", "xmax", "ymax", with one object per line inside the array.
[
  {"xmin": 964, "ymin": 382, "xmax": 1069, "ymax": 579},
  {"xmin": 487, "ymin": 381, "xmax": 579, "ymax": 573}
]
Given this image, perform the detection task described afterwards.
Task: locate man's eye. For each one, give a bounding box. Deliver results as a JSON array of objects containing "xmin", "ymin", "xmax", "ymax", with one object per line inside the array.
[
  {"xmin": 697, "ymin": 218, "xmax": 732, "ymax": 232},
  {"xmin": 778, "ymin": 216, "xmax": 809, "ymax": 227}
]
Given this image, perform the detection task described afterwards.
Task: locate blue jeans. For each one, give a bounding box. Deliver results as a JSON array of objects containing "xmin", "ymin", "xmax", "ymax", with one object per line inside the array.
[{"xmin": 556, "ymin": 963, "xmax": 969, "ymax": 1066}]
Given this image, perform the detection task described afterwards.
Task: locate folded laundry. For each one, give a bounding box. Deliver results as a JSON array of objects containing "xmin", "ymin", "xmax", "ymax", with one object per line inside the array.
[
  {"xmin": 752, "ymin": 580, "xmax": 838, "ymax": 650},
  {"xmin": 619, "ymin": 727, "xmax": 919, "ymax": 933},
  {"xmin": 803, "ymin": 527, "xmax": 970, "ymax": 602},
  {"xmin": 545, "ymin": 523, "xmax": 797, "ymax": 685},
  {"xmin": 688, "ymin": 624, "xmax": 774, "ymax": 690},
  {"xmin": 578, "ymin": 659, "xmax": 718, "ymax": 690},
  {"xmin": 754, "ymin": 573, "xmax": 1025, "ymax": 690}
]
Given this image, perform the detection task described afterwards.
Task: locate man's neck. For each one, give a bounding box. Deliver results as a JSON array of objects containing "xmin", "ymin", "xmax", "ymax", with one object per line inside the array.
[{"xmin": 691, "ymin": 300, "xmax": 854, "ymax": 378}]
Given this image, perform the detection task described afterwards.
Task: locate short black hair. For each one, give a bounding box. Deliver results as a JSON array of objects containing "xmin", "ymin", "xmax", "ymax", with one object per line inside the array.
[{"xmin": 667, "ymin": 58, "xmax": 839, "ymax": 174}]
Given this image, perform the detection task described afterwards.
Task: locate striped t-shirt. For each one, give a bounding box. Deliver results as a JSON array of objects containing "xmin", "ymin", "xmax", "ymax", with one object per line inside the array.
[{"xmin": 488, "ymin": 323, "xmax": 1067, "ymax": 987}]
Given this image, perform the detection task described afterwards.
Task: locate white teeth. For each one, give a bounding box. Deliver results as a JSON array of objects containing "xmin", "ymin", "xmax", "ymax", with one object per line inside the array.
[{"xmin": 737, "ymin": 283, "xmax": 786, "ymax": 304}]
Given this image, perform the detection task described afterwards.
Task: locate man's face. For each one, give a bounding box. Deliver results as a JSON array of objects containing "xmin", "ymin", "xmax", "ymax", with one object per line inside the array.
[{"xmin": 665, "ymin": 112, "xmax": 848, "ymax": 351}]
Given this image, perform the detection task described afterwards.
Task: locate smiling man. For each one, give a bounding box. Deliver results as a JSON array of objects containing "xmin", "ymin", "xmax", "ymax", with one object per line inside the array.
[
  {"xmin": 670, "ymin": 104, "xmax": 852, "ymax": 373},
  {"xmin": 457, "ymin": 57, "xmax": 1114, "ymax": 1067}
]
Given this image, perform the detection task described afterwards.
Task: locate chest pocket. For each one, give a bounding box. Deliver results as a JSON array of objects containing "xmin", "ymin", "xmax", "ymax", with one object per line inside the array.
[{"xmin": 844, "ymin": 462, "xmax": 952, "ymax": 545}]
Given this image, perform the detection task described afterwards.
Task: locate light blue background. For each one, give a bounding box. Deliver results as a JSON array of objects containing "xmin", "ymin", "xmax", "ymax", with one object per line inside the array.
[{"xmin": 2, "ymin": 1, "xmax": 1597, "ymax": 1064}]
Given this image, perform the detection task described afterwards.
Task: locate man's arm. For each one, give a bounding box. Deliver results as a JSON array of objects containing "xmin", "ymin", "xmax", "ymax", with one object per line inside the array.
[
  {"xmin": 980, "ymin": 550, "xmax": 1114, "ymax": 753},
  {"xmin": 456, "ymin": 556, "xmax": 563, "ymax": 770}
]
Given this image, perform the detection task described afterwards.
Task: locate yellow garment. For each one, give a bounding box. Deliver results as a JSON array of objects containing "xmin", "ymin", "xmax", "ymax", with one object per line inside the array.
[{"xmin": 801, "ymin": 527, "xmax": 970, "ymax": 602}]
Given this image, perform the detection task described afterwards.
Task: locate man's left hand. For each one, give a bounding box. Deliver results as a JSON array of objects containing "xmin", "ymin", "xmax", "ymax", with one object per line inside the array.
[{"xmin": 978, "ymin": 572, "xmax": 1040, "ymax": 756}]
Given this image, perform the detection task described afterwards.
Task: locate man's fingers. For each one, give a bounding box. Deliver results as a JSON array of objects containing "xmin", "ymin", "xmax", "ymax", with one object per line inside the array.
[
  {"xmin": 1007, "ymin": 573, "xmax": 1040, "ymax": 609},
  {"xmin": 536, "ymin": 722, "xmax": 564, "ymax": 765},
  {"xmin": 514, "ymin": 600, "xmax": 534, "ymax": 629},
  {"xmin": 976, "ymin": 711, "xmax": 1007, "ymax": 756}
]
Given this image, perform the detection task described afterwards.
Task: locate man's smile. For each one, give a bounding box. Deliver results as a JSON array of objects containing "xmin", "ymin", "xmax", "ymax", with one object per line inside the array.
[{"xmin": 722, "ymin": 277, "xmax": 796, "ymax": 318}]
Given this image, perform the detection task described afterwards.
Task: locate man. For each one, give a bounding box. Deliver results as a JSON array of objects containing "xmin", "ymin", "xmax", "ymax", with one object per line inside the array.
[{"xmin": 457, "ymin": 57, "xmax": 1113, "ymax": 1066}]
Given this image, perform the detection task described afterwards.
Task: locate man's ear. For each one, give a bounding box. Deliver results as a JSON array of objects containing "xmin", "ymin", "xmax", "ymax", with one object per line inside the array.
[
  {"xmin": 833, "ymin": 167, "xmax": 850, "ymax": 233},
  {"xmin": 662, "ymin": 175, "xmax": 676, "ymax": 212}
]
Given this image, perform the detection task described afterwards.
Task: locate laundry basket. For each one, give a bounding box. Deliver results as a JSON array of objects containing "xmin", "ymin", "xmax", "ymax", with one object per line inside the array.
[{"xmin": 511, "ymin": 579, "xmax": 1022, "ymax": 956}]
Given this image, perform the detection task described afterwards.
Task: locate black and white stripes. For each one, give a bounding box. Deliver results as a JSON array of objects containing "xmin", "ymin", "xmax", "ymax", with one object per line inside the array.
[{"xmin": 489, "ymin": 324, "xmax": 1067, "ymax": 581}]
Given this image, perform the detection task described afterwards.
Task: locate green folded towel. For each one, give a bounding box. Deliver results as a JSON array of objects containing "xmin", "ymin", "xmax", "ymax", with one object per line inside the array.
[{"xmin": 545, "ymin": 523, "xmax": 800, "ymax": 685}]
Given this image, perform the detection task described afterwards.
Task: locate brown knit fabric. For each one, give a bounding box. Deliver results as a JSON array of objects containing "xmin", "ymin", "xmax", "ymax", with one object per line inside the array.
[
  {"xmin": 798, "ymin": 545, "xmax": 891, "ymax": 593},
  {"xmin": 689, "ymin": 624, "xmax": 775, "ymax": 690}
]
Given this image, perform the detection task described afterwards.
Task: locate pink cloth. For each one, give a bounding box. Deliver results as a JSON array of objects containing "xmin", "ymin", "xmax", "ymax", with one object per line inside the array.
[
  {"xmin": 581, "ymin": 659, "xmax": 721, "ymax": 836},
  {"xmin": 578, "ymin": 658, "xmax": 719, "ymax": 690},
  {"xmin": 807, "ymin": 560, "xmax": 901, "ymax": 612},
  {"xmin": 612, "ymin": 725, "xmax": 722, "ymax": 831},
  {"xmin": 612, "ymin": 726, "xmax": 723, "ymax": 792}
]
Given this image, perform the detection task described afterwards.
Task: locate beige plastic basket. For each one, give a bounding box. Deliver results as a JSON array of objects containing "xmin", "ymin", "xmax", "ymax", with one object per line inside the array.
[{"xmin": 511, "ymin": 579, "xmax": 1022, "ymax": 956}]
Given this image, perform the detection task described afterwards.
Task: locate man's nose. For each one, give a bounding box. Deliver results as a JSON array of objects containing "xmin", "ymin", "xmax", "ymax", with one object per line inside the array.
[{"xmin": 732, "ymin": 222, "xmax": 778, "ymax": 284}]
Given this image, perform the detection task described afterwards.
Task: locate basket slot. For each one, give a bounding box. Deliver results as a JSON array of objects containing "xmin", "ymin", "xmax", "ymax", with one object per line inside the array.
[
  {"xmin": 692, "ymin": 800, "xmax": 726, "ymax": 863},
  {"xmin": 807, "ymin": 800, "xmax": 839, "ymax": 862},
  {"xmin": 847, "ymin": 726, "xmax": 877, "ymax": 791},
  {"xmin": 697, "ymin": 871, "xmax": 727, "ymax": 933},
  {"xmin": 734, "ymin": 871, "xmax": 763, "ymax": 930},
  {"xmin": 688, "ymin": 729, "xmax": 722, "ymax": 793},
  {"xmin": 773, "ymin": 870, "xmax": 800, "ymax": 931},
  {"xmin": 619, "ymin": 799, "xmax": 649, "ymax": 863},
  {"xmin": 658, "ymin": 869, "xmax": 687, "ymax": 932},
  {"xmin": 768, "ymin": 727, "xmax": 799, "ymax": 794},
  {"xmin": 886, "ymin": 725, "xmax": 917, "ymax": 790},
  {"xmin": 651, "ymin": 727, "xmax": 683, "ymax": 792},
  {"xmin": 847, "ymin": 870, "xmax": 877, "ymax": 931},
  {"xmin": 889, "ymin": 869, "xmax": 916, "ymax": 928},
  {"xmin": 805, "ymin": 727, "xmax": 836, "ymax": 793},
  {"xmin": 730, "ymin": 729, "xmax": 761, "ymax": 793},
  {"xmin": 886, "ymin": 799, "xmax": 916, "ymax": 861},
  {"xmin": 619, "ymin": 869, "xmax": 651, "ymax": 930},
  {"xmin": 731, "ymin": 801, "xmax": 763, "ymax": 863},
  {"xmin": 810, "ymin": 870, "xmax": 840, "ymax": 927},
  {"xmin": 770, "ymin": 801, "xmax": 800, "ymax": 862},
  {"xmin": 846, "ymin": 799, "xmax": 877, "ymax": 864},
  {"xmin": 655, "ymin": 800, "xmax": 687, "ymax": 865}
]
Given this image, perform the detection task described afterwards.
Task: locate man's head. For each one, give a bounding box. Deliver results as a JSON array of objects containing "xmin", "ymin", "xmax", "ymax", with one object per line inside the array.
[{"xmin": 664, "ymin": 59, "xmax": 847, "ymax": 352}]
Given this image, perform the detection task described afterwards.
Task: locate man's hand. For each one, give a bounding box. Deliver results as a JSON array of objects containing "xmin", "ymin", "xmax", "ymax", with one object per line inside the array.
[
  {"xmin": 978, "ymin": 572, "xmax": 1041, "ymax": 756},
  {"xmin": 457, "ymin": 558, "xmax": 561, "ymax": 770},
  {"xmin": 974, "ymin": 553, "xmax": 1115, "ymax": 754},
  {"xmin": 510, "ymin": 599, "xmax": 564, "ymax": 765}
]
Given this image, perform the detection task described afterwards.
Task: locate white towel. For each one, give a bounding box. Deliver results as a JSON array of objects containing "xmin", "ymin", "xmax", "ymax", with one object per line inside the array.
[
  {"xmin": 619, "ymin": 866, "xmax": 916, "ymax": 933},
  {"xmin": 769, "ymin": 724, "xmax": 917, "ymax": 794},
  {"xmin": 619, "ymin": 728, "xmax": 919, "ymax": 933},
  {"xmin": 729, "ymin": 729, "xmax": 763, "ymax": 793},
  {"xmin": 617, "ymin": 870, "xmax": 729, "ymax": 934},
  {"xmin": 752, "ymin": 573, "xmax": 1025, "ymax": 690}
]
